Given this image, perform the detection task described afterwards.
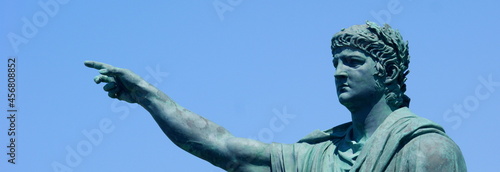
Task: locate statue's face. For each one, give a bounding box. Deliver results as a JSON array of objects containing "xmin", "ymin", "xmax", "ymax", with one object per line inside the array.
[{"xmin": 333, "ymin": 47, "xmax": 383, "ymax": 108}]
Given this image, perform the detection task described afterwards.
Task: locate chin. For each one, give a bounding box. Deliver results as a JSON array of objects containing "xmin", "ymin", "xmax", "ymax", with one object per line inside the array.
[
  {"xmin": 337, "ymin": 93, "xmax": 352, "ymax": 104},
  {"xmin": 338, "ymin": 99, "xmax": 355, "ymax": 110},
  {"xmin": 337, "ymin": 93, "xmax": 364, "ymax": 108}
]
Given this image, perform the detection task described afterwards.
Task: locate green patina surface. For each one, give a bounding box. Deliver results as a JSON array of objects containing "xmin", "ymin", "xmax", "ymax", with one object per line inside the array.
[{"xmin": 85, "ymin": 21, "xmax": 466, "ymax": 171}]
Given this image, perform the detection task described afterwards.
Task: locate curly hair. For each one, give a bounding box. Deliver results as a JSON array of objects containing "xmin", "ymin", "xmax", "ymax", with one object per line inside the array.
[{"xmin": 331, "ymin": 21, "xmax": 411, "ymax": 108}]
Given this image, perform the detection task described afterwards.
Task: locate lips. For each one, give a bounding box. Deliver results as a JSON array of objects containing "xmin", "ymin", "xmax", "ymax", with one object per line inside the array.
[{"xmin": 337, "ymin": 84, "xmax": 349, "ymax": 92}]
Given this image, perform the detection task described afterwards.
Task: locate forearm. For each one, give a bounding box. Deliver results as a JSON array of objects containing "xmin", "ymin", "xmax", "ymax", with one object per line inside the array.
[{"xmin": 136, "ymin": 84, "xmax": 234, "ymax": 165}]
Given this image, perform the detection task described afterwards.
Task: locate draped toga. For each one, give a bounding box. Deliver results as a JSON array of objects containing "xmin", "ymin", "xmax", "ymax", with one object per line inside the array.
[{"xmin": 270, "ymin": 107, "xmax": 467, "ymax": 172}]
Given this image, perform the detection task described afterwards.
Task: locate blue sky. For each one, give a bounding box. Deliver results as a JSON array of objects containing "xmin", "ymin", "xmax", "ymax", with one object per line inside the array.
[{"xmin": 1, "ymin": 0, "xmax": 499, "ymax": 171}]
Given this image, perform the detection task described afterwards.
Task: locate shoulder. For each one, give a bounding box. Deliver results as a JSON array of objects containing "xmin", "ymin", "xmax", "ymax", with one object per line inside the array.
[
  {"xmin": 298, "ymin": 122, "xmax": 351, "ymax": 144},
  {"xmin": 401, "ymin": 133, "xmax": 467, "ymax": 171}
]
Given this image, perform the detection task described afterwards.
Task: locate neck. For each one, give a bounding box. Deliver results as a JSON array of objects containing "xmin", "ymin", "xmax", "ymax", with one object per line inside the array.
[{"xmin": 348, "ymin": 96, "xmax": 394, "ymax": 143}]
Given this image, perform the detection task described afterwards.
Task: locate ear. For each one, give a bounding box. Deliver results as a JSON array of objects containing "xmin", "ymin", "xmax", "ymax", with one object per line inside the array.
[{"xmin": 384, "ymin": 65, "xmax": 399, "ymax": 84}]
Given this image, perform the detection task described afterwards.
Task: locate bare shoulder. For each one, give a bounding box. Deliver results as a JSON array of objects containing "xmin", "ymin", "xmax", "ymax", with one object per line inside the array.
[{"xmin": 403, "ymin": 133, "xmax": 467, "ymax": 171}]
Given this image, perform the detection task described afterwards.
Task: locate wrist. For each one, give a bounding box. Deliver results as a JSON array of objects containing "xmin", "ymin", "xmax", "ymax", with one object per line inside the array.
[
  {"xmin": 135, "ymin": 83, "xmax": 171, "ymax": 108},
  {"xmin": 132, "ymin": 80, "xmax": 158, "ymax": 105}
]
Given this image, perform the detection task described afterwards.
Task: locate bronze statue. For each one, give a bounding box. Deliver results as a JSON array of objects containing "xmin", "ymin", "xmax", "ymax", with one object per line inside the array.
[{"xmin": 85, "ymin": 21, "xmax": 466, "ymax": 171}]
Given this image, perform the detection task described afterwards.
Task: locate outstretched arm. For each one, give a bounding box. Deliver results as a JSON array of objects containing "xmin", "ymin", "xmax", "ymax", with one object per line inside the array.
[{"xmin": 84, "ymin": 61, "xmax": 271, "ymax": 171}]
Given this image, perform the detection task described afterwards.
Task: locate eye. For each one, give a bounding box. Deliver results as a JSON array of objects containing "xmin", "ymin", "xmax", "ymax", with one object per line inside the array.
[
  {"xmin": 344, "ymin": 56, "xmax": 364, "ymax": 68},
  {"xmin": 345, "ymin": 57, "xmax": 353, "ymax": 64},
  {"xmin": 333, "ymin": 58, "xmax": 339, "ymax": 68}
]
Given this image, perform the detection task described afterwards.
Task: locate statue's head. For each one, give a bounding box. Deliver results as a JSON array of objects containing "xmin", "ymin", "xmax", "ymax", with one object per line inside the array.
[{"xmin": 331, "ymin": 21, "xmax": 410, "ymax": 109}]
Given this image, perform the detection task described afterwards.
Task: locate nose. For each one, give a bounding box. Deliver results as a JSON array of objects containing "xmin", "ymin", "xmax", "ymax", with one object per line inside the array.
[{"xmin": 334, "ymin": 64, "xmax": 348, "ymax": 79}]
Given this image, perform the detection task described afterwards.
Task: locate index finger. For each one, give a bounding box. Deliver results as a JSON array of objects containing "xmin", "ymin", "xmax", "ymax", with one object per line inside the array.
[{"xmin": 84, "ymin": 61, "xmax": 114, "ymax": 70}]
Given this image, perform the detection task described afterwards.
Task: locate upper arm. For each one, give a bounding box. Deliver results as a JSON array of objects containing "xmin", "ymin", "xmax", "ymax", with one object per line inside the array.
[
  {"xmin": 220, "ymin": 137, "xmax": 272, "ymax": 171},
  {"xmin": 406, "ymin": 133, "xmax": 467, "ymax": 172}
]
